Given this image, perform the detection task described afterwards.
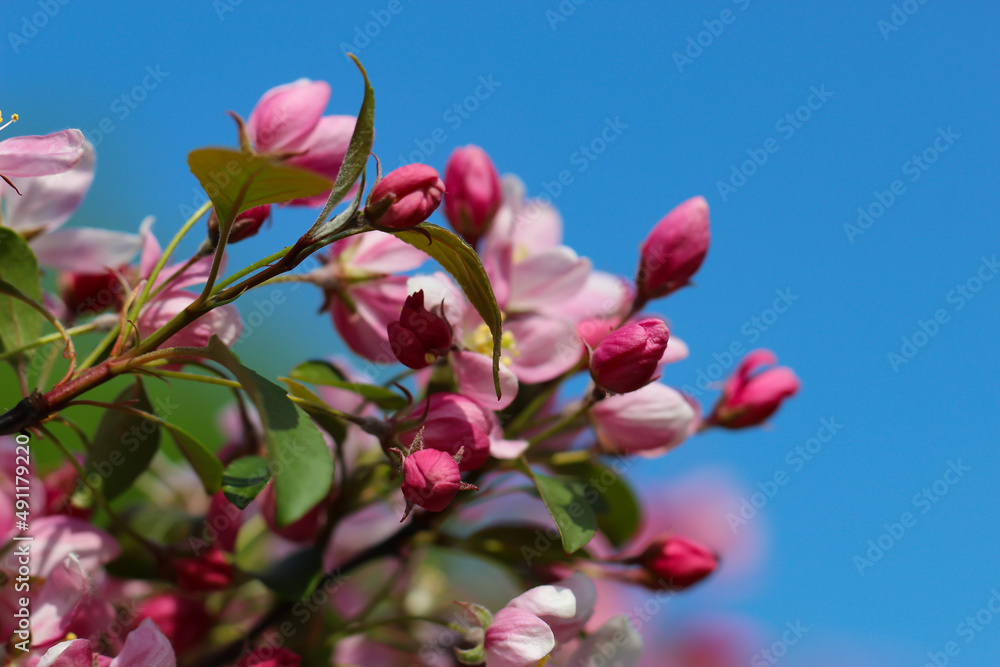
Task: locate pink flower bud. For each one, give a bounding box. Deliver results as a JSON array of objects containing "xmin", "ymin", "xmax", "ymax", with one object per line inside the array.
[
  {"xmin": 207, "ymin": 204, "xmax": 271, "ymax": 245},
  {"xmin": 173, "ymin": 546, "xmax": 234, "ymax": 592},
  {"xmin": 639, "ymin": 534, "xmax": 718, "ymax": 590},
  {"xmin": 637, "ymin": 196, "xmax": 710, "ymax": 299},
  {"xmin": 590, "ymin": 318, "xmax": 669, "ymax": 394},
  {"xmin": 386, "ymin": 290, "xmax": 453, "ymax": 369},
  {"xmin": 366, "ymin": 164, "xmax": 444, "ymax": 230},
  {"xmin": 443, "ymin": 145, "xmax": 503, "ymax": 246},
  {"xmin": 589, "ymin": 382, "xmax": 695, "ymax": 456},
  {"xmin": 137, "ymin": 594, "xmax": 212, "ymax": 655},
  {"xmin": 399, "ymin": 393, "xmax": 493, "ymax": 471},
  {"xmin": 401, "ymin": 448, "xmax": 463, "ymax": 512},
  {"xmin": 484, "ymin": 607, "xmax": 555, "ymax": 667},
  {"xmin": 708, "ymin": 349, "xmax": 800, "ymax": 429},
  {"xmin": 238, "ymin": 647, "xmax": 302, "ymax": 667}
]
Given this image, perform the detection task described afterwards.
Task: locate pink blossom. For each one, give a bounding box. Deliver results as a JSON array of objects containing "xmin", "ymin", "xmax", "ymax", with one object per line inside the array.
[
  {"xmin": 137, "ymin": 594, "xmax": 212, "ymax": 655},
  {"xmin": 443, "ymin": 144, "xmax": 503, "ymax": 246},
  {"xmin": 367, "ymin": 163, "xmax": 445, "ymax": 230},
  {"xmin": 708, "ymin": 349, "xmax": 800, "ymax": 429},
  {"xmin": 484, "ymin": 606, "xmax": 555, "ymax": 667},
  {"xmin": 589, "ymin": 382, "xmax": 695, "ymax": 456},
  {"xmin": 246, "ymin": 78, "xmax": 355, "ymax": 206},
  {"xmin": 636, "ymin": 196, "xmax": 710, "ymax": 299},
  {"xmin": 590, "ymin": 318, "xmax": 669, "ymax": 394},
  {"xmin": 173, "ymin": 546, "xmax": 234, "ymax": 592}
]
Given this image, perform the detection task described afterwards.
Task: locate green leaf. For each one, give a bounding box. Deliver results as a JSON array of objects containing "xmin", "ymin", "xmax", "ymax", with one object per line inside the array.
[
  {"xmin": 532, "ymin": 473, "xmax": 597, "ymax": 553},
  {"xmin": 256, "ymin": 546, "xmax": 323, "ymax": 600},
  {"xmin": 221, "ymin": 456, "xmax": 271, "ymax": 509},
  {"xmin": 282, "ymin": 378, "xmax": 348, "ymax": 445},
  {"xmin": 86, "ymin": 378, "xmax": 160, "ymax": 500},
  {"xmin": 552, "ymin": 462, "xmax": 642, "ymax": 548},
  {"xmin": 161, "ymin": 422, "xmax": 223, "ymax": 495},
  {"xmin": 394, "ymin": 224, "xmax": 503, "ymax": 397},
  {"xmin": 205, "ymin": 338, "xmax": 333, "ymax": 526},
  {"xmin": 187, "ymin": 148, "xmax": 332, "ymax": 234},
  {"xmin": 464, "ymin": 524, "xmax": 589, "ymax": 565},
  {"xmin": 0, "ymin": 228, "xmax": 43, "ymax": 365},
  {"xmin": 324, "ymin": 55, "xmax": 374, "ymax": 213},
  {"xmin": 289, "ymin": 360, "xmax": 407, "ymax": 411}
]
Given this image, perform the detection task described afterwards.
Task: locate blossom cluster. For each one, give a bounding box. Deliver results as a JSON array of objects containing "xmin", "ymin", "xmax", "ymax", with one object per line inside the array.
[{"xmin": 0, "ymin": 64, "xmax": 798, "ymax": 667}]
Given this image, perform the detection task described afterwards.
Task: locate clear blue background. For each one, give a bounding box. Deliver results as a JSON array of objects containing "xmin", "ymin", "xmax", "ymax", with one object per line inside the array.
[{"xmin": 5, "ymin": 1, "xmax": 999, "ymax": 664}]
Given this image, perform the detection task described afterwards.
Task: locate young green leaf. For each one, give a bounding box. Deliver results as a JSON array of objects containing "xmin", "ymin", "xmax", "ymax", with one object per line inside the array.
[
  {"xmin": 187, "ymin": 148, "xmax": 331, "ymax": 235},
  {"xmin": 394, "ymin": 224, "xmax": 503, "ymax": 397},
  {"xmin": 322, "ymin": 54, "xmax": 375, "ymax": 216},
  {"xmin": 552, "ymin": 461, "xmax": 642, "ymax": 548},
  {"xmin": 289, "ymin": 360, "xmax": 407, "ymax": 411},
  {"xmin": 205, "ymin": 338, "xmax": 333, "ymax": 526},
  {"xmin": 0, "ymin": 228, "xmax": 43, "ymax": 365},
  {"xmin": 221, "ymin": 456, "xmax": 271, "ymax": 509},
  {"xmin": 161, "ymin": 421, "xmax": 223, "ymax": 495},
  {"xmin": 86, "ymin": 378, "xmax": 160, "ymax": 500}
]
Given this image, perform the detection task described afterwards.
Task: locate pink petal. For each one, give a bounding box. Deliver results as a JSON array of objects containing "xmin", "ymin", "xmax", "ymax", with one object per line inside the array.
[
  {"xmin": 285, "ymin": 114, "xmax": 355, "ymax": 205},
  {"xmin": 31, "ymin": 227, "xmax": 142, "ymax": 273},
  {"xmin": 109, "ymin": 618, "xmax": 176, "ymax": 667},
  {"xmin": 28, "ymin": 516, "xmax": 120, "ymax": 578},
  {"xmin": 0, "ymin": 129, "xmax": 85, "ymax": 177},
  {"xmin": 452, "ymin": 349, "xmax": 518, "ymax": 410},
  {"xmin": 507, "ymin": 246, "xmax": 591, "ymax": 312},
  {"xmin": 333, "ymin": 231, "xmax": 428, "ymax": 275},
  {"xmin": 31, "ymin": 561, "xmax": 88, "ymax": 645},
  {"xmin": 330, "ymin": 276, "xmax": 408, "ymax": 360},
  {"xmin": 36, "ymin": 638, "xmax": 95, "ymax": 667},
  {"xmin": 1, "ymin": 140, "xmax": 94, "ymax": 234},
  {"xmin": 247, "ymin": 79, "xmax": 330, "ymax": 153},
  {"xmin": 138, "ymin": 291, "xmax": 242, "ymax": 350},
  {"xmin": 548, "ymin": 271, "xmax": 632, "ymax": 323},
  {"xmin": 484, "ymin": 607, "xmax": 555, "ymax": 667},
  {"xmin": 505, "ymin": 316, "xmax": 583, "ymax": 384}
]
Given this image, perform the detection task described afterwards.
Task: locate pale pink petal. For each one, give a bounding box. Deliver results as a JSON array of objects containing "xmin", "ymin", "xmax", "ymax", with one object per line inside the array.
[
  {"xmin": 137, "ymin": 216, "xmax": 161, "ymax": 278},
  {"xmin": 549, "ymin": 271, "xmax": 632, "ymax": 323},
  {"xmin": 659, "ymin": 334, "xmax": 690, "ymax": 365},
  {"xmin": 505, "ymin": 316, "xmax": 583, "ymax": 384},
  {"xmin": 247, "ymin": 79, "xmax": 330, "ymax": 153},
  {"xmin": 484, "ymin": 607, "xmax": 555, "ymax": 667},
  {"xmin": 36, "ymin": 638, "xmax": 95, "ymax": 667},
  {"xmin": 507, "ymin": 247, "xmax": 591, "ymax": 312},
  {"xmin": 330, "ymin": 276, "xmax": 408, "ymax": 360},
  {"xmin": 30, "ymin": 227, "xmax": 141, "ymax": 273},
  {"xmin": 0, "ymin": 129, "xmax": 85, "ymax": 177},
  {"xmin": 490, "ymin": 437, "xmax": 529, "ymax": 460},
  {"xmin": 28, "ymin": 516, "xmax": 119, "ymax": 578},
  {"xmin": 452, "ymin": 349, "xmax": 518, "ymax": 410},
  {"xmin": 406, "ymin": 272, "xmax": 466, "ymax": 333},
  {"xmin": 2, "ymin": 141, "xmax": 94, "ymax": 234},
  {"xmin": 109, "ymin": 618, "xmax": 176, "ymax": 667},
  {"xmin": 286, "ymin": 114, "xmax": 355, "ymax": 206},
  {"xmin": 334, "ymin": 231, "xmax": 428, "ymax": 275},
  {"xmin": 138, "ymin": 291, "xmax": 242, "ymax": 350},
  {"xmin": 323, "ymin": 499, "xmax": 410, "ymax": 572},
  {"xmin": 31, "ymin": 561, "xmax": 87, "ymax": 644}
]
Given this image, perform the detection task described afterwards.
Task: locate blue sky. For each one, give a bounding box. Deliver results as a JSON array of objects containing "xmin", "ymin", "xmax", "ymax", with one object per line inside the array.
[{"xmin": 5, "ymin": 1, "xmax": 1000, "ymax": 664}]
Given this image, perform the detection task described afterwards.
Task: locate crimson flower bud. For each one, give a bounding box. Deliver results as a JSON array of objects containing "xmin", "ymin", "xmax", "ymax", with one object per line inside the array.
[
  {"xmin": 59, "ymin": 269, "xmax": 126, "ymax": 318},
  {"xmin": 443, "ymin": 145, "xmax": 503, "ymax": 246},
  {"xmin": 637, "ymin": 196, "xmax": 710, "ymax": 299},
  {"xmin": 366, "ymin": 164, "xmax": 444, "ymax": 230},
  {"xmin": 590, "ymin": 318, "xmax": 669, "ymax": 394},
  {"xmin": 237, "ymin": 647, "xmax": 302, "ymax": 667},
  {"xmin": 708, "ymin": 349, "xmax": 799, "ymax": 429},
  {"xmin": 386, "ymin": 290, "xmax": 452, "ymax": 369},
  {"xmin": 208, "ymin": 204, "xmax": 271, "ymax": 245},
  {"xmin": 137, "ymin": 594, "xmax": 212, "ymax": 655},
  {"xmin": 401, "ymin": 448, "xmax": 465, "ymax": 512},
  {"xmin": 173, "ymin": 546, "xmax": 235, "ymax": 592},
  {"xmin": 639, "ymin": 534, "xmax": 718, "ymax": 590}
]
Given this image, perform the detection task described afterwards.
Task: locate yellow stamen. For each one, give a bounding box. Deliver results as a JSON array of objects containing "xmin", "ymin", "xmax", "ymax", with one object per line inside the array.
[
  {"xmin": 470, "ymin": 323, "xmax": 520, "ymax": 363},
  {"xmin": 64, "ymin": 632, "xmax": 78, "ymax": 641},
  {"xmin": 0, "ymin": 110, "xmax": 19, "ymax": 132}
]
